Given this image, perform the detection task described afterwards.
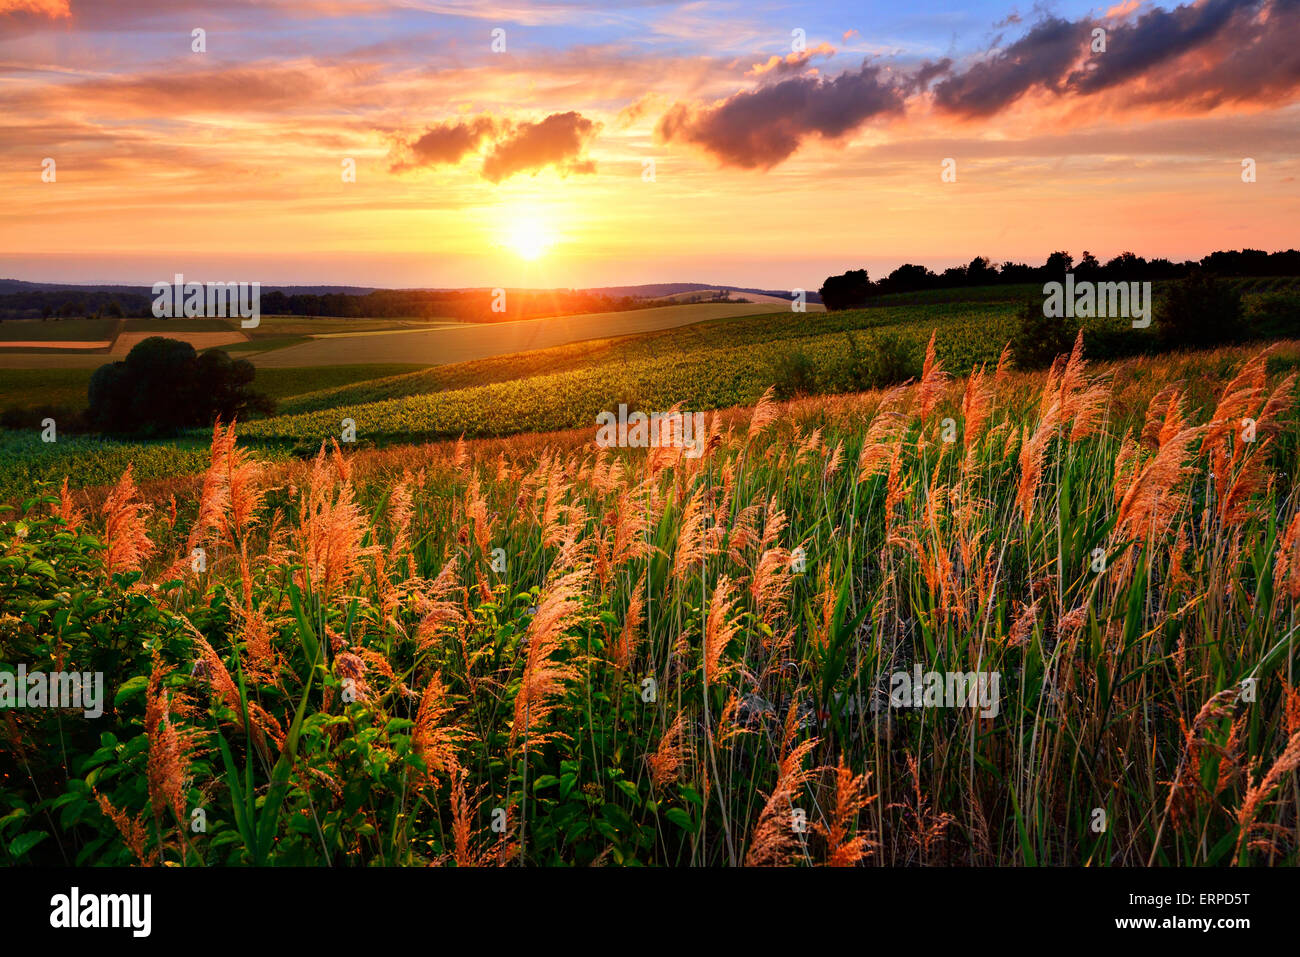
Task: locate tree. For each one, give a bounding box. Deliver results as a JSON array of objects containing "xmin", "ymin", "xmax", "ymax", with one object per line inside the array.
[
  {"xmin": 965, "ymin": 256, "xmax": 997, "ymax": 285},
  {"xmin": 1042, "ymin": 251, "xmax": 1073, "ymax": 278},
  {"xmin": 1076, "ymin": 251, "xmax": 1101, "ymax": 280},
  {"xmin": 88, "ymin": 336, "xmax": 273, "ymax": 435},
  {"xmin": 819, "ymin": 269, "xmax": 872, "ymax": 311}
]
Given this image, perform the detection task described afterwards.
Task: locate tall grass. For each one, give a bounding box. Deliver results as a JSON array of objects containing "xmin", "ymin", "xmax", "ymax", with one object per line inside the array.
[{"xmin": 2, "ymin": 335, "xmax": 1298, "ymax": 866}]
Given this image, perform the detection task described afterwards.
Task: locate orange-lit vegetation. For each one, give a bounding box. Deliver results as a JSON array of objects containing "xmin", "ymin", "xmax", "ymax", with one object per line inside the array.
[{"xmin": 3, "ymin": 334, "xmax": 1300, "ymax": 865}]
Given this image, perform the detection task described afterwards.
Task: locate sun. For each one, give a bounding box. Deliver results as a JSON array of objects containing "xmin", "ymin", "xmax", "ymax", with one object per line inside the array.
[{"xmin": 504, "ymin": 216, "xmax": 553, "ymax": 261}]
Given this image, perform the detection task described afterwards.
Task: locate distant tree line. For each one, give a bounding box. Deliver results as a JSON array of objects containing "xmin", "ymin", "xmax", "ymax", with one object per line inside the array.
[
  {"xmin": 0, "ymin": 290, "xmax": 142, "ymax": 321},
  {"xmin": 0, "ymin": 287, "xmax": 666, "ymax": 322},
  {"xmin": 820, "ymin": 248, "xmax": 1300, "ymax": 310}
]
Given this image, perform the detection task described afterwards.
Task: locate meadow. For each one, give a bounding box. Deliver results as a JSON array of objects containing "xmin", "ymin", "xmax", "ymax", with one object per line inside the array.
[
  {"xmin": 246, "ymin": 301, "xmax": 802, "ymax": 368},
  {"xmin": 4, "ymin": 284, "xmax": 1300, "ymax": 868},
  {"xmin": 2, "ymin": 321, "xmax": 1300, "ymax": 866},
  {"xmin": 0, "ymin": 300, "xmax": 1017, "ymax": 501}
]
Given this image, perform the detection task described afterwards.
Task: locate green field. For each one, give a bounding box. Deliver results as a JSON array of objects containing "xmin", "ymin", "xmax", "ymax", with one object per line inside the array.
[
  {"xmin": 240, "ymin": 301, "xmax": 1019, "ymax": 445},
  {"xmin": 4, "ymin": 285, "xmax": 1298, "ymax": 501},
  {"xmin": 0, "ymin": 317, "xmax": 119, "ymax": 345},
  {"xmin": 0, "ymin": 363, "xmax": 429, "ymax": 414},
  {"xmin": 248, "ymin": 302, "xmax": 794, "ymax": 367}
]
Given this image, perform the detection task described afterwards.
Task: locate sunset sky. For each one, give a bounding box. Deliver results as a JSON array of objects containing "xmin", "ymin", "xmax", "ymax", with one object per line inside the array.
[{"xmin": 1, "ymin": 0, "xmax": 1297, "ymax": 290}]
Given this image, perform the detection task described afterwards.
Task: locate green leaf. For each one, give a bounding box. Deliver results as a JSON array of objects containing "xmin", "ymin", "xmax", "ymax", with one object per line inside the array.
[
  {"xmin": 663, "ymin": 808, "xmax": 696, "ymax": 834},
  {"xmin": 8, "ymin": 831, "xmax": 48, "ymax": 859},
  {"xmin": 113, "ymin": 675, "xmax": 149, "ymax": 707}
]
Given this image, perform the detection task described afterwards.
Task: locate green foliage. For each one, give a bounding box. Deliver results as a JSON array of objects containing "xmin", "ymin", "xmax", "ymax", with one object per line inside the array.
[
  {"xmin": 87, "ymin": 337, "xmax": 274, "ymax": 436},
  {"xmin": 1155, "ymin": 272, "xmax": 1244, "ymax": 348},
  {"xmin": 1243, "ymin": 291, "xmax": 1300, "ymax": 339},
  {"xmin": 770, "ymin": 348, "xmax": 818, "ymax": 399},
  {"xmin": 1010, "ymin": 298, "xmax": 1078, "ymax": 370}
]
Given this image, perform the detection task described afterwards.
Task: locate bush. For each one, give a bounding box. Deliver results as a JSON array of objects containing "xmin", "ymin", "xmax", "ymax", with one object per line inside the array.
[
  {"xmin": 88, "ymin": 336, "xmax": 273, "ymax": 436},
  {"xmin": 771, "ymin": 347, "xmax": 819, "ymax": 399},
  {"xmin": 1010, "ymin": 298, "xmax": 1078, "ymax": 369},
  {"xmin": 1155, "ymin": 272, "xmax": 1243, "ymax": 348},
  {"xmin": 1243, "ymin": 291, "xmax": 1300, "ymax": 339},
  {"xmin": 862, "ymin": 330, "xmax": 920, "ymax": 387},
  {"xmin": 833, "ymin": 330, "xmax": 921, "ymax": 391}
]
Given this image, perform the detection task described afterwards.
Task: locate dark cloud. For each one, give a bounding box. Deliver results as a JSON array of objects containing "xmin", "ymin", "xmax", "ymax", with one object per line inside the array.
[
  {"xmin": 1066, "ymin": 0, "xmax": 1251, "ymax": 95},
  {"xmin": 931, "ymin": 16, "xmax": 1090, "ymax": 117},
  {"xmin": 1070, "ymin": 0, "xmax": 1300, "ymax": 108},
  {"xmin": 656, "ymin": 63, "xmax": 905, "ymax": 170},
  {"xmin": 391, "ymin": 111, "xmax": 600, "ymax": 182},
  {"xmin": 658, "ymin": 0, "xmax": 1300, "ymax": 169},
  {"xmin": 481, "ymin": 110, "xmax": 600, "ymax": 182},
  {"xmin": 910, "ymin": 58, "xmax": 953, "ymax": 93},
  {"xmin": 932, "ymin": 0, "xmax": 1292, "ymax": 117}
]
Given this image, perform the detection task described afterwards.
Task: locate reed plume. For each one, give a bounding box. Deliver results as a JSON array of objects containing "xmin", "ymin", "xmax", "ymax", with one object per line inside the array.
[
  {"xmin": 101, "ymin": 464, "xmax": 154, "ymax": 574},
  {"xmin": 510, "ymin": 567, "xmax": 589, "ymax": 750}
]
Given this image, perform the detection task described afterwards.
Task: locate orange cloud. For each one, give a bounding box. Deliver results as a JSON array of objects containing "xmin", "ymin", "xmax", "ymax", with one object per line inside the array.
[
  {"xmin": 390, "ymin": 111, "xmax": 600, "ymax": 183},
  {"xmin": 746, "ymin": 42, "xmax": 836, "ymax": 78},
  {"xmin": 0, "ymin": 0, "xmax": 70, "ymax": 15},
  {"xmin": 1105, "ymin": 0, "xmax": 1143, "ymax": 17}
]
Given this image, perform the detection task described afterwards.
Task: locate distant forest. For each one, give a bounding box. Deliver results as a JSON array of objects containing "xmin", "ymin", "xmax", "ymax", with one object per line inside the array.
[
  {"xmin": 0, "ymin": 287, "xmax": 672, "ymax": 323},
  {"xmin": 821, "ymin": 248, "xmax": 1300, "ymax": 310},
  {"xmin": 3, "ymin": 248, "xmax": 1298, "ymax": 321}
]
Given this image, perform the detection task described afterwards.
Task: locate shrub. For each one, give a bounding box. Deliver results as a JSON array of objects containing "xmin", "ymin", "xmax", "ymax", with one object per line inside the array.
[
  {"xmin": 833, "ymin": 330, "xmax": 921, "ymax": 391},
  {"xmin": 862, "ymin": 330, "xmax": 920, "ymax": 387},
  {"xmin": 1010, "ymin": 298, "xmax": 1077, "ymax": 369},
  {"xmin": 1243, "ymin": 291, "xmax": 1300, "ymax": 340},
  {"xmin": 771, "ymin": 347, "xmax": 819, "ymax": 399},
  {"xmin": 88, "ymin": 336, "xmax": 273, "ymax": 436},
  {"xmin": 1155, "ymin": 272, "xmax": 1243, "ymax": 348}
]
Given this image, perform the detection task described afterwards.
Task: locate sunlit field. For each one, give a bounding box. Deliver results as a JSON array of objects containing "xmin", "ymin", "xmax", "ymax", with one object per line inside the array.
[{"xmin": 5, "ymin": 331, "xmax": 1299, "ymax": 866}]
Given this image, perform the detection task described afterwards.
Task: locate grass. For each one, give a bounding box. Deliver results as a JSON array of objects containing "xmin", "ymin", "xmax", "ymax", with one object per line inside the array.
[
  {"xmin": 245, "ymin": 316, "xmax": 459, "ymax": 337},
  {"xmin": 247, "ymin": 302, "xmax": 794, "ymax": 367},
  {"xmin": 0, "ymin": 318, "xmax": 119, "ymax": 342},
  {"xmin": 0, "ymin": 368, "xmax": 96, "ymax": 409},
  {"xmin": 0, "ymin": 363, "xmax": 426, "ymax": 415},
  {"xmin": 239, "ymin": 302, "xmax": 1019, "ymax": 445},
  {"xmin": 3, "ymin": 336, "xmax": 1299, "ymax": 866},
  {"xmin": 209, "ymin": 336, "xmax": 308, "ymax": 354}
]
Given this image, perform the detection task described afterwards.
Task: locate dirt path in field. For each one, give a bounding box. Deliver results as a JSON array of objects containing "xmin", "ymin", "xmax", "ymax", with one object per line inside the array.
[
  {"xmin": 249, "ymin": 303, "xmax": 785, "ymax": 368},
  {"xmin": 0, "ymin": 340, "xmax": 113, "ymax": 350}
]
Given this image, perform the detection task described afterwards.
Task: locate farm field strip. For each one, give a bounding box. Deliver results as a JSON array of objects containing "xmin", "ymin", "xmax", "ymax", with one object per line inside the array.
[{"xmin": 248, "ymin": 302, "xmax": 790, "ymax": 367}]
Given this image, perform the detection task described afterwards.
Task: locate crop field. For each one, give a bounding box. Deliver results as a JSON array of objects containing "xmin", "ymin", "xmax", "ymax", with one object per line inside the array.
[
  {"xmin": 4, "ymin": 332, "xmax": 1300, "ymax": 867},
  {"xmin": 0, "ymin": 318, "xmax": 120, "ymax": 343},
  {"xmin": 239, "ymin": 302, "xmax": 1022, "ymax": 445},
  {"xmin": 0, "ymin": 364, "xmax": 427, "ymax": 416},
  {"xmin": 244, "ymin": 316, "xmax": 462, "ymax": 338},
  {"xmin": 248, "ymin": 302, "xmax": 795, "ymax": 368}
]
